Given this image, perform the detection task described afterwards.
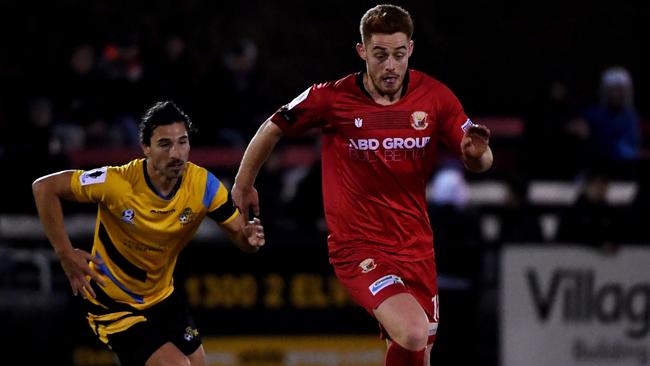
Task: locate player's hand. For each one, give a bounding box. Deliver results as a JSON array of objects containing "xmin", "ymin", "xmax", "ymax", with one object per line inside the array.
[
  {"xmin": 461, "ymin": 124, "xmax": 491, "ymax": 159},
  {"xmin": 242, "ymin": 217, "xmax": 265, "ymax": 249},
  {"xmin": 232, "ymin": 183, "xmax": 260, "ymax": 220},
  {"xmin": 58, "ymin": 248, "xmax": 105, "ymax": 299}
]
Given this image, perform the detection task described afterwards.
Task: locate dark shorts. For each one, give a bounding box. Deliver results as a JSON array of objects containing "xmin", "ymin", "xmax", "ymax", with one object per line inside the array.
[
  {"xmin": 332, "ymin": 249, "xmax": 439, "ymax": 344},
  {"xmin": 84, "ymin": 285, "xmax": 201, "ymax": 366}
]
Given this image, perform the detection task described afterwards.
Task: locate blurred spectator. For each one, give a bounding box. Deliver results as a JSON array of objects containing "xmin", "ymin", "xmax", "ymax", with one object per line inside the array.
[
  {"xmin": 288, "ymin": 159, "xmax": 324, "ymax": 241},
  {"xmin": 0, "ymin": 96, "xmax": 69, "ymax": 212},
  {"xmin": 221, "ymin": 38, "xmax": 265, "ymax": 140},
  {"xmin": 54, "ymin": 43, "xmax": 106, "ymax": 151},
  {"xmin": 250, "ymin": 150, "xmax": 287, "ymax": 239},
  {"xmin": 619, "ymin": 164, "xmax": 650, "ymax": 244},
  {"xmin": 426, "ymin": 163, "xmax": 483, "ymax": 364},
  {"xmin": 521, "ymin": 77, "xmax": 584, "ymax": 179},
  {"xmin": 143, "ymin": 33, "xmax": 195, "ymax": 113},
  {"xmin": 195, "ymin": 38, "xmax": 266, "ymax": 146},
  {"xmin": 427, "ymin": 163, "xmax": 483, "ymax": 283},
  {"xmin": 95, "ymin": 32, "xmax": 145, "ymax": 148},
  {"xmin": 580, "ymin": 66, "xmax": 641, "ymax": 178},
  {"xmin": 15, "ymin": 96, "xmax": 68, "ymax": 167},
  {"xmin": 54, "ymin": 37, "xmax": 143, "ymax": 151},
  {"xmin": 555, "ymin": 169, "xmax": 621, "ymax": 253},
  {"xmin": 497, "ymin": 177, "xmax": 544, "ymax": 244},
  {"xmin": 99, "ymin": 32, "xmax": 144, "ymax": 83}
]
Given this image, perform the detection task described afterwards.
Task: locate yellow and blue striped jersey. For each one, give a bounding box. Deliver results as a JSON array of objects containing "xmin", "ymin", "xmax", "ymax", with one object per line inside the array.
[{"xmin": 70, "ymin": 158, "xmax": 237, "ymax": 310}]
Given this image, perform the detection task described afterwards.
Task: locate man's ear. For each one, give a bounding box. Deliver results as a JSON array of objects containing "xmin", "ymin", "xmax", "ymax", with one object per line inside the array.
[
  {"xmin": 141, "ymin": 143, "xmax": 150, "ymax": 157},
  {"xmin": 356, "ymin": 43, "xmax": 367, "ymax": 61}
]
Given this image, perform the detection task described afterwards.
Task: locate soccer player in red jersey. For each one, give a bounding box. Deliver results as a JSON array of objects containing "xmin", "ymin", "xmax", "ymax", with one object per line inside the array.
[{"xmin": 233, "ymin": 4, "xmax": 493, "ymax": 365}]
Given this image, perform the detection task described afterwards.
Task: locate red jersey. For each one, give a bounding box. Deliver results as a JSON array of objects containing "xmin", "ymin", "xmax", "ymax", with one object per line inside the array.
[{"xmin": 271, "ymin": 70, "xmax": 469, "ymax": 263}]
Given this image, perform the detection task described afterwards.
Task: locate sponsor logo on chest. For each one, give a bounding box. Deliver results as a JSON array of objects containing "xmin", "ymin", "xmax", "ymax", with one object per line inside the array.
[
  {"xmin": 345, "ymin": 110, "xmax": 432, "ymax": 162},
  {"xmin": 348, "ymin": 136, "xmax": 431, "ymax": 151}
]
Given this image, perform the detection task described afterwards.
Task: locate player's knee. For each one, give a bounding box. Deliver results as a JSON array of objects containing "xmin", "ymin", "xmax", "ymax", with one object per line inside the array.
[{"xmin": 393, "ymin": 320, "xmax": 429, "ymax": 350}]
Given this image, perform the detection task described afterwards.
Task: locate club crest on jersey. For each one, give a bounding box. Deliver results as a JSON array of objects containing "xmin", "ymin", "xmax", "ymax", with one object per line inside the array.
[
  {"xmin": 410, "ymin": 111, "xmax": 429, "ymax": 130},
  {"xmin": 121, "ymin": 208, "xmax": 135, "ymax": 224},
  {"xmin": 179, "ymin": 207, "xmax": 196, "ymax": 225},
  {"xmin": 359, "ymin": 258, "xmax": 377, "ymax": 273},
  {"xmin": 184, "ymin": 326, "xmax": 199, "ymax": 341},
  {"xmin": 354, "ymin": 117, "xmax": 363, "ymax": 128}
]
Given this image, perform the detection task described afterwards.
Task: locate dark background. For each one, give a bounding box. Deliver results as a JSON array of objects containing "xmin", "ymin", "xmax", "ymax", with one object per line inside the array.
[{"xmin": 0, "ymin": 0, "xmax": 647, "ymax": 117}]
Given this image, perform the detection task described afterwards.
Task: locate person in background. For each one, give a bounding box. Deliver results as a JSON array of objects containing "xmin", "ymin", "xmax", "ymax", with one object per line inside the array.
[
  {"xmin": 581, "ymin": 66, "xmax": 641, "ymax": 178},
  {"xmin": 555, "ymin": 169, "xmax": 620, "ymax": 253}
]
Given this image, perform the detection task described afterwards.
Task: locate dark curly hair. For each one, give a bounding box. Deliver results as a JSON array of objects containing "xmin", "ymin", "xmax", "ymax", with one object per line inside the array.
[{"xmin": 139, "ymin": 101, "xmax": 194, "ymax": 145}]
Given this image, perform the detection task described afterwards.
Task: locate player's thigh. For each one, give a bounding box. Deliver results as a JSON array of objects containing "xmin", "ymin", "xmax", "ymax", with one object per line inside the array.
[
  {"xmin": 145, "ymin": 342, "xmax": 190, "ymax": 366},
  {"xmin": 397, "ymin": 257, "xmax": 439, "ymax": 345},
  {"xmin": 373, "ymin": 292, "xmax": 429, "ymax": 338},
  {"xmin": 188, "ymin": 344, "xmax": 207, "ymax": 366}
]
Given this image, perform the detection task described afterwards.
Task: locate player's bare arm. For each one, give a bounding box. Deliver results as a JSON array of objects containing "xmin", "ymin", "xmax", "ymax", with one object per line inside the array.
[
  {"xmin": 218, "ymin": 215, "xmax": 266, "ymax": 253},
  {"xmin": 232, "ymin": 119, "xmax": 284, "ymax": 219},
  {"xmin": 461, "ymin": 124, "xmax": 493, "ymax": 173},
  {"xmin": 32, "ymin": 170, "xmax": 105, "ymax": 298}
]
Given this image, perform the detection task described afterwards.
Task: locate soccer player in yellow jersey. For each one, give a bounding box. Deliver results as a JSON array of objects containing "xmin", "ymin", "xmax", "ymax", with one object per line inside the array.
[{"xmin": 32, "ymin": 101, "xmax": 265, "ymax": 366}]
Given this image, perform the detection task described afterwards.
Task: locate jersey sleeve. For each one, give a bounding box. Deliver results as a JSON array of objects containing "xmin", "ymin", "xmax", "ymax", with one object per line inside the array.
[
  {"xmin": 204, "ymin": 171, "xmax": 239, "ymax": 224},
  {"xmin": 270, "ymin": 82, "xmax": 332, "ymax": 135},
  {"xmin": 70, "ymin": 166, "xmax": 125, "ymax": 204},
  {"xmin": 437, "ymin": 85, "xmax": 470, "ymax": 157}
]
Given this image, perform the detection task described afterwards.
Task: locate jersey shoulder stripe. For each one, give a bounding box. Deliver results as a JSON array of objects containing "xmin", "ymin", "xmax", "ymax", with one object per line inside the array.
[{"xmin": 202, "ymin": 171, "xmax": 221, "ymax": 208}]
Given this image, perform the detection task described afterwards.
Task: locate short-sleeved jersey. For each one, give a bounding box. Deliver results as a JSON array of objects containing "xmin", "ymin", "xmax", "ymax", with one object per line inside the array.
[
  {"xmin": 70, "ymin": 158, "xmax": 237, "ymax": 309},
  {"xmin": 271, "ymin": 70, "xmax": 470, "ymax": 263}
]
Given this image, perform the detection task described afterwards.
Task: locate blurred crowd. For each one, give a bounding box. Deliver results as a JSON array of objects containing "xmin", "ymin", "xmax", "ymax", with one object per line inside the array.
[
  {"xmin": 0, "ymin": 8, "xmax": 647, "ymax": 247},
  {"xmin": 0, "ymin": 25, "xmax": 276, "ymax": 211},
  {"xmin": 0, "ymin": 0, "xmax": 646, "ymax": 248}
]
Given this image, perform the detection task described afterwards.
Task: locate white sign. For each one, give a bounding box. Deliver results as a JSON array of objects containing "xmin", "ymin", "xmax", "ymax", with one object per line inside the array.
[{"xmin": 501, "ymin": 246, "xmax": 650, "ymax": 366}]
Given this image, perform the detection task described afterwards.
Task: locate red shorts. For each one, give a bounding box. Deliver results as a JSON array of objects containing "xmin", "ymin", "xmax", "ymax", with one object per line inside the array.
[{"xmin": 332, "ymin": 249, "xmax": 439, "ymax": 344}]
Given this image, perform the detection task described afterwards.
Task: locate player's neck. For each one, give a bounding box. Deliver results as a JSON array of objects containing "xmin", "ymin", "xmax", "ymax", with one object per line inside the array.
[
  {"xmin": 153, "ymin": 177, "xmax": 178, "ymax": 197},
  {"xmin": 363, "ymin": 73, "xmax": 402, "ymax": 106},
  {"xmin": 145, "ymin": 161, "xmax": 180, "ymax": 197}
]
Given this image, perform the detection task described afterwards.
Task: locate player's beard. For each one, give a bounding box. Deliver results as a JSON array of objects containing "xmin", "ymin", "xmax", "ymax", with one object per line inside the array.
[
  {"xmin": 166, "ymin": 160, "xmax": 186, "ymax": 179},
  {"xmin": 370, "ymin": 72, "xmax": 402, "ymax": 97}
]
